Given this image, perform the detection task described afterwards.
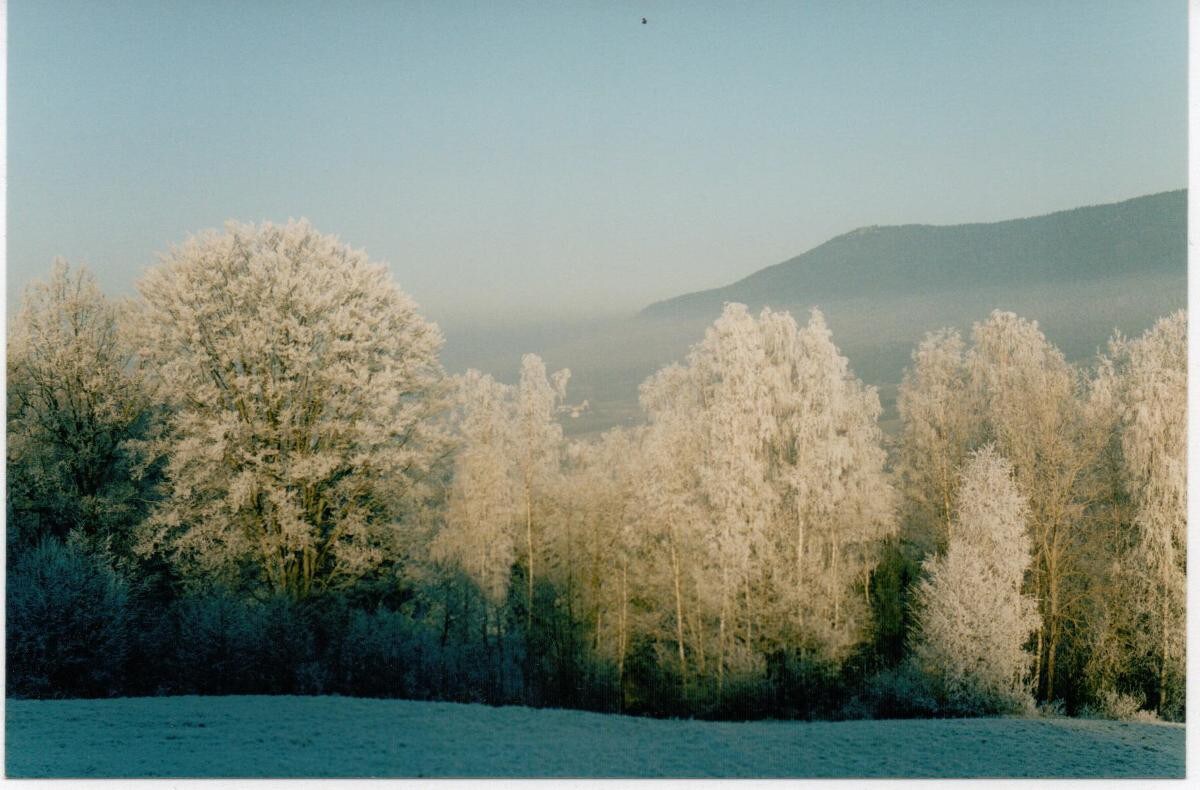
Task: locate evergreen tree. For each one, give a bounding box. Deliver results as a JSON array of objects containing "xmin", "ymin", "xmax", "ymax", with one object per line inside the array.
[{"xmin": 914, "ymin": 447, "xmax": 1039, "ymax": 713}]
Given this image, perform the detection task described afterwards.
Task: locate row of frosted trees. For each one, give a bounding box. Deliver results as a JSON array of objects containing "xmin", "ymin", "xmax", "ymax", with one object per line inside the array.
[
  {"xmin": 897, "ymin": 309, "xmax": 1186, "ymax": 716},
  {"xmin": 6, "ymin": 221, "xmax": 1186, "ymax": 720},
  {"xmin": 433, "ymin": 301, "xmax": 1185, "ymax": 718}
]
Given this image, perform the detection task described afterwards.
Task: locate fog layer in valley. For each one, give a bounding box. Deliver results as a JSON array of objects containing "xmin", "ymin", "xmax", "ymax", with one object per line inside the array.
[{"xmin": 444, "ymin": 273, "xmax": 1183, "ymax": 435}]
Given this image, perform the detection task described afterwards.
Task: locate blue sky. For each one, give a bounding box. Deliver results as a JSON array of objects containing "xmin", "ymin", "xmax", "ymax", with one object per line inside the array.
[{"xmin": 7, "ymin": 1, "xmax": 1186, "ymax": 325}]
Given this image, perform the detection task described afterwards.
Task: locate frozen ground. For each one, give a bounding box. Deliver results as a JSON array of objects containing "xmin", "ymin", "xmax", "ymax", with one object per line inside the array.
[{"xmin": 5, "ymin": 695, "xmax": 1185, "ymax": 778}]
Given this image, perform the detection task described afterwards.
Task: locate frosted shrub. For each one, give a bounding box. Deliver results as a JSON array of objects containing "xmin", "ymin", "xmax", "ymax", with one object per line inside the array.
[
  {"xmin": 762, "ymin": 650, "xmax": 844, "ymax": 720},
  {"xmin": 163, "ymin": 591, "xmax": 323, "ymax": 694},
  {"xmin": 1080, "ymin": 690, "xmax": 1146, "ymax": 721},
  {"xmin": 1037, "ymin": 699, "xmax": 1067, "ymax": 718},
  {"xmin": 705, "ymin": 674, "xmax": 772, "ymax": 721},
  {"xmin": 7, "ymin": 537, "xmax": 132, "ymax": 698},
  {"xmin": 850, "ymin": 661, "xmax": 940, "ymax": 720}
]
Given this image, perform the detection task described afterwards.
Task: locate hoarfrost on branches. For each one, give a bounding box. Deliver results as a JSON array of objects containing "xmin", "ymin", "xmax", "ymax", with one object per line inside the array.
[
  {"xmin": 913, "ymin": 447, "xmax": 1039, "ymax": 713},
  {"xmin": 1101, "ymin": 312, "xmax": 1187, "ymax": 714},
  {"xmin": 132, "ymin": 220, "xmax": 450, "ymax": 597},
  {"xmin": 7, "ymin": 260, "xmax": 154, "ymax": 557},
  {"xmin": 635, "ymin": 304, "xmax": 896, "ymax": 684}
]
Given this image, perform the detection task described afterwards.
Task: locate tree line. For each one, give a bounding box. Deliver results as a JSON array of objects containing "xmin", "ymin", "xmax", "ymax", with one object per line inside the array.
[{"xmin": 6, "ymin": 221, "xmax": 1185, "ymax": 721}]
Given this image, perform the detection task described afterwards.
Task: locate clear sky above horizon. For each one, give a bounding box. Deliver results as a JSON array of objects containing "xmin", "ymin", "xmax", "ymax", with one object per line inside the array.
[{"xmin": 8, "ymin": 1, "xmax": 1186, "ymax": 326}]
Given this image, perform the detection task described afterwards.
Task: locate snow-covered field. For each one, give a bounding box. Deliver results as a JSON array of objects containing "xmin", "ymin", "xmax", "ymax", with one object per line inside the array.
[{"xmin": 5, "ymin": 695, "xmax": 1184, "ymax": 778}]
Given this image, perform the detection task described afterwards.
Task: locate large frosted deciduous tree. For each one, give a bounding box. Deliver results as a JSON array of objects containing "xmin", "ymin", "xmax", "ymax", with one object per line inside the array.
[
  {"xmin": 7, "ymin": 261, "xmax": 154, "ymax": 555},
  {"xmin": 913, "ymin": 447, "xmax": 1039, "ymax": 713},
  {"xmin": 688, "ymin": 304, "xmax": 777, "ymax": 677},
  {"xmin": 133, "ymin": 220, "xmax": 449, "ymax": 598}
]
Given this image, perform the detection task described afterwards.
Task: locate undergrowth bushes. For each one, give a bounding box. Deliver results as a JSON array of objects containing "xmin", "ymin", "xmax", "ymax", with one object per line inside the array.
[
  {"xmin": 7, "ymin": 536, "xmax": 134, "ymax": 698},
  {"xmin": 5, "ymin": 536, "xmax": 1181, "ymax": 724}
]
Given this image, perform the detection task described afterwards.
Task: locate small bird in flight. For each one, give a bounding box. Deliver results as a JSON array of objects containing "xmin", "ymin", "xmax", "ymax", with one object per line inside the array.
[{"xmin": 642, "ymin": 17, "xmax": 647, "ymax": 24}]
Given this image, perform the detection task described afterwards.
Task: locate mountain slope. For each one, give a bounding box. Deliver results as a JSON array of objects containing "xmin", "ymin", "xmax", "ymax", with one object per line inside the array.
[
  {"xmin": 642, "ymin": 190, "xmax": 1185, "ymax": 319},
  {"xmin": 445, "ymin": 191, "xmax": 1185, "ymax": 435}
]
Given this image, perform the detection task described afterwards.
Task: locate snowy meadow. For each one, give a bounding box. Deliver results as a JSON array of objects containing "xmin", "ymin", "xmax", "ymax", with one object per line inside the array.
[
  {"xmin": 5, "ymin": 696, "xmax": 1185, "ymax": 778},
  {"xmin": 5, "ymin": 221, "xmax": 1186, "ymax": 777}
]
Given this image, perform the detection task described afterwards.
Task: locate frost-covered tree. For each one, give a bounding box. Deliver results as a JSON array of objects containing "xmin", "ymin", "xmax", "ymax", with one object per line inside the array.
[
  {"xmin": 896, "ymin": 329, "xmax": 977, "ymax": 553},
  {"xmin": 132, "ymin": 221, "xmax": 450, "ymax": 598},
  {"xmin": 636, "ymin": 361, "xmax": 711, "ymax": 689},
  {"xmin": 7, "ymin": 261, "xmax": 154, "ymax": 556},
  {"xmin": 966, "ymin": 310, "xmax": 1105, "ymax": 702},
  {"xmin": 688, "ymin": 304, "xmax": 777, "ymax": 677},
  {"xmin": 1105, "ymin": 312, "xmax": 1186, "ymax": 715},
  {"xmin": 913, "ymin": 447, "xmax": 1039, "ymax": 713},
  {"xmin": 428, "ymin": 353, "xmax": 573, "ymax": 701},
  {"xmin": 1062, "ymin": 354, "xmax": 1134, "ymax": 709},
  {"xmin": 635, "ymin": 304, "xmax": 895, "ymax": 685},
  {"xmin": 431, "ymin": 370, "xmax": 519, "ymax": 605},
  {"xmin": 897, "ymin": 310, "xmax": 1172, "ymax": 708},
  {"xmin": 760, "ymin": 308, "xmax": 896, "ymax": 660},
  {"xmin": 513, "ymin": 354, "xmax": 570, "ymax": 628},
  {"xmin": 563, "ymin": 428, "xmax": 645, "ymax": 688}
]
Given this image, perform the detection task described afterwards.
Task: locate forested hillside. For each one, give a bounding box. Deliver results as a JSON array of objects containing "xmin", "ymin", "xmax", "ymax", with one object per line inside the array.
[{"xmin": 643, "ymin": 190, "xmax": 1185, "ymax": 318}]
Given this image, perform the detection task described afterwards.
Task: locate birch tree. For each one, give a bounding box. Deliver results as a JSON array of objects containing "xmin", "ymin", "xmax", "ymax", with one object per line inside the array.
[
  {"xmin": 566, "ymin": 428, "xmax": 645, "ymax": 693},
  {"xmin": 896, "ymin": 329, "xmax": 977, "ymax": 553},
  {"xmin": 513, "ymin": 354, "xmax": 570, "ymax": 629},
  {"xmin": 636, "ymin": 362, "xmax": 709, "ymax": 690},
  {"xmin": 913, "ymin": 447, "xmax": 1039, "ymax": 713},
  {"xmin": 967, "ymin": 310, "xmax": 1105, "ymax": 702},
  {"xmin": 431, "ymin": 370, "xmax": 518, "ymax": 605},
  {"xmin": 635, "ymin": 304, "xmax": 895, "ymax": 685},
  {"xmin": 133, "ymin": 220, "xmax": 450, "ymax": 597},
  {"xmin": 689, "ymin": 304, "xmax": 777, "ymax": 678},
  {"xmin": 1109, "ymin": 312, "xmax": 1186, "ymax": 715},
  {"xmin": 759, "ymin": 308, "xmax": 896, "ymax": 660}
]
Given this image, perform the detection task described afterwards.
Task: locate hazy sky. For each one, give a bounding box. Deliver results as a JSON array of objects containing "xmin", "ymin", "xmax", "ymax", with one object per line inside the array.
[{"xmin": 8, "ymin": 1, "xmax": 1186, "ymax": 326}]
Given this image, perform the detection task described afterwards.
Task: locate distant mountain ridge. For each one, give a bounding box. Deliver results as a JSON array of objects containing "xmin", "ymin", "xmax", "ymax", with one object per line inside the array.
[
  {"xmin": 641, "ymin": 190, "xmax": 1186, "ymax": 319},
  {"xmin": 449, "ymin": 190, "xmax": 1185, "ymax": 436}
]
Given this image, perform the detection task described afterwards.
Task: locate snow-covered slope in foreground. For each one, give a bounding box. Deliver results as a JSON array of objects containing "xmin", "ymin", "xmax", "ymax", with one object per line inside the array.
[{"xmin": 5, "ymin": 696, "xmax": 1184, "ymax": 778}]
